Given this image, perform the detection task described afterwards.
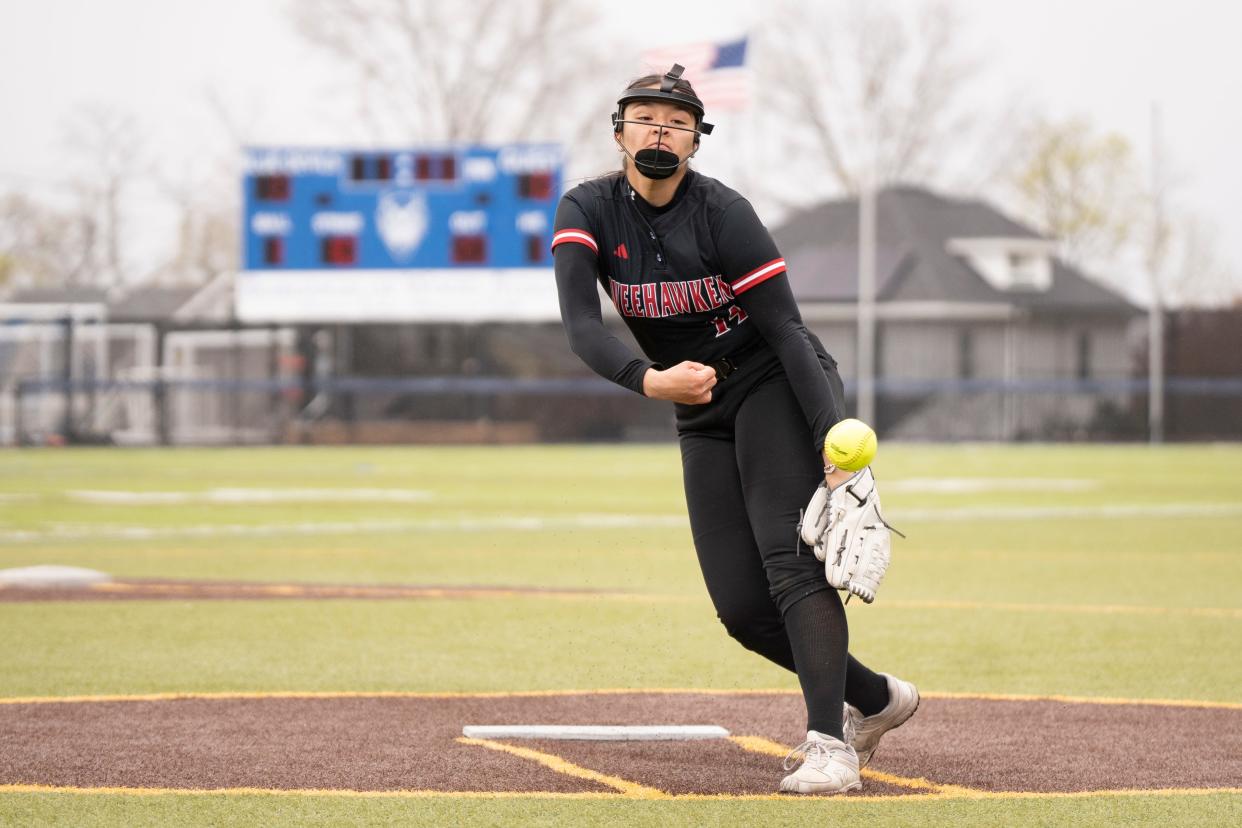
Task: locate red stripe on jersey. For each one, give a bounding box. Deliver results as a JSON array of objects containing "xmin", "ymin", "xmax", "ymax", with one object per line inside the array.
[
  {"xmin": 730, "ymin": 258, "xmax": 786, "ymax": 294},
  {"xmin": 551, "ymin": 229, "xmax": 598, "ymax": 254}
]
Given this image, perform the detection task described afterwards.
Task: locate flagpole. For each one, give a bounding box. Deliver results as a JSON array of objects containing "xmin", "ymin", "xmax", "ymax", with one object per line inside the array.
[{"xmin": 738, "ymin": 59, "xmax": 754, "ymax": 197}]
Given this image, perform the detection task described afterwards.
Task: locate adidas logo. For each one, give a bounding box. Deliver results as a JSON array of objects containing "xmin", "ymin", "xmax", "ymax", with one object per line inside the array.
[{"xmin": 613, "ymin": 243, "xmax": 629, "ymax": 259}]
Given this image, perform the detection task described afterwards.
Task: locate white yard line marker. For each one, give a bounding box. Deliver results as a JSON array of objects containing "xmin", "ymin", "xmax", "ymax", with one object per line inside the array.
[
  {"xmin": 884, "ymin": 599, "xmax": 1242, "ymax": 619},
  {"xmin": 2, "ymin": 503, "xmax": 1239, "ymax": 544},
  {"xmin": 67, "ymin": 488, "xmax": 434, "ymax": 505},
  {"xmin": 0, "ymin": 514, "xmax": 688, "ymax": 542},
  {"xmin": 886, "ymin": 478, "xmax": 1099, "ymax": 493},
  {"xmin": 0, "ymin": 494, "xmax": 37, "ymax": 504},
  {"xmin": 898, "ymin": 503, "xmax": 1242, "ymax": 520},
  {"xmin": 461, "ymin": 725, "xmax": 729, "ymax": 741}
]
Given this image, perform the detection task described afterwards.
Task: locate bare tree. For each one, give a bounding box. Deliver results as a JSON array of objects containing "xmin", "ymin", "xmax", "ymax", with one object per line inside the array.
[
  {"xmin": 755, "ymin": 0, "xmax": 985, "ymax": 202},
  {"xmin": 1133, "ymin": 118, "xmax": 1237, "ymax": 309},
  {"xmin": 1004, "ymin": 113, "xmax": 1237, "ymax": 308},
  {"xmin": 0, "ymin": 192, "xmax": 94, "ymax": 287},
  {"xmin": 1008, "ymin": 117, "xmax": 1144, "ymax": 266},
  {"xmin": 150, "ymin": 167, "xmax": 238, "ymax": 287},
  {"xmin": 1163, "ymin": 214, "xmax": 1237, "ymax": 307},
  {"xmin": 3, "ymin": 101, "xmax": 241, "ymax": 291},
  {"xmin": 290, "ymin": 0, "xmax": 623, "ymax": 150},
  {"xmin": 59, "ymin": 106, "xmax": 147, "ymax": 288}
]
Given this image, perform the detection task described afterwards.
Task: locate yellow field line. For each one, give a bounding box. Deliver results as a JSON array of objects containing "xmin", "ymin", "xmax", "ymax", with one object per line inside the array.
[
  {"xmin": 729, "ymin": 735, "xmax": 954, "ymax": 794},
  {"xmin": 0, "ymin": 688, "xmax": 798, "ymax": 706},
  {"xmin": 921, "ymin": 690, "xmax": 1242, "ymax": 710},
  {"xmin": 726, "ymin": 735, "xmax": 793, "ymax": 758},
  {"xmin": 1, "ymin": 783, "xmax": 1238, "ymax": 803},
  {"xmin": 455, "ymin": 737, "xmax": 665, "ymax": 798},
  {"xmin": 7, "ymin": 581, "xmax": 1238, "ymax": 618},
  {"xmin": 884, "ymin": 598, "xmax": 1242, "ymax": 619},
  {"xmin": 3, "ymin": 686, "xmax": 1239, "ymax": 709},
  {"xmin": 662, "ymin": 787, "xmax": 1242, "ymax": 802},
  {"xmin": 0, "ymin": 783, "xmax": 621, "ymax": 800},
  {"xmin": 7, "ymin": 578, "xmax": 1237, "ymax": 618},
  {"xmin": 919, "ymin": 786, "xmax": 1242, "ymax": 802}
]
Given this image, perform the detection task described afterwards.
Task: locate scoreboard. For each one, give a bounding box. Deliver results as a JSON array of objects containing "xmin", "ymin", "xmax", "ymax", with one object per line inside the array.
[{"xmin": 236, "ymin": 145, "xmax": 565, "ymax": 322}]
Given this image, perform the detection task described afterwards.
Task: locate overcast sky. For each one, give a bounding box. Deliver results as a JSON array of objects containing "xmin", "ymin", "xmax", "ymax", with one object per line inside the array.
[{"xmin": 1, "ymin": 0, "xmax": 1239, "ymax": 299}]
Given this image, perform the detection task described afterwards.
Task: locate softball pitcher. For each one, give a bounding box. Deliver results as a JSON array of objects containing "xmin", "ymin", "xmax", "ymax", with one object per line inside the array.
[{"xmin": 552, "ymin": 64, "xmax": 917, "ymax": 794}]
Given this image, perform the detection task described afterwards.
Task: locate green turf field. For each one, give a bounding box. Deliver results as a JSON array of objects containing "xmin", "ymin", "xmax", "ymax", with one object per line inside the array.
[{"xmin": 1, "ymin": 444, "xmax": 1240, "ymax": 826}]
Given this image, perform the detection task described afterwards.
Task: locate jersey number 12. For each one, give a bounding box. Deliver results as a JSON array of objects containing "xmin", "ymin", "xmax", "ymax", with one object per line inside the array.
[{"xmin": 711, "ymin": 304, "xmax": 749, "ymax": 337}]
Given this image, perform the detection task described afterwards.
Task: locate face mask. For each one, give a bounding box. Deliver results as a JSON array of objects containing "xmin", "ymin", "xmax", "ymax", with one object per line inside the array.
[{"xmin": 633, "ymin": 147, "xmax": 682, "ymax": 180}]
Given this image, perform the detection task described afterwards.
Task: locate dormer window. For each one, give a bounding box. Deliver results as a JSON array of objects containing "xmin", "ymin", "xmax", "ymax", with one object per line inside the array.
[
  {"xmin": 946, "ymin": 237, "xmax": 1056, "ymax": 292},
  {"xmin": 1009, "ymin": 253, "xmax": 1042, "ymax": 288}
]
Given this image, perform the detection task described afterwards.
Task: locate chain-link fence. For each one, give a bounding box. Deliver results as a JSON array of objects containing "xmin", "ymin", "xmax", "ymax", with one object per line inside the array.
[{"xmin": 4, "ymin": 313, "xmax": 1240, "ymax": 445}]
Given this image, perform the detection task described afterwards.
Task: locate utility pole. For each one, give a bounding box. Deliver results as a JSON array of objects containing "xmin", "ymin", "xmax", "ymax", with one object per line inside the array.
[
  {"xmin": 1148, "ymin": 103, "xmax": 1165, "ymax": 444},
  {"xmin": 857, "ymin": 110, "xmax": 878, "ymax": 426},
  {"xmin": 858, "ymin": 180, "xmax": 877, "ymax": 426},
  {"xmin": 60, "ymin": 314, "xmax": 75, "ymax": 444}
]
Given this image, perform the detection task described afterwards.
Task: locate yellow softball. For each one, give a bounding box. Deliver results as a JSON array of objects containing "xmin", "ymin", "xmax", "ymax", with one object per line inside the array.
[{"xmin": 823, "ymin": 418, "xmax": 878, "ymax": 472}]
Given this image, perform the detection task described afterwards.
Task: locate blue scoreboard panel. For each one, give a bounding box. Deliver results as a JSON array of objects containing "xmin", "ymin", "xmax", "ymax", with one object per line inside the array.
[
  {"xmin": 242, "ymin": 145, "xmax": 563, "ymax": 271},
  {"xmin": 237, "ymin": 145, "xmax": 565, "ymax": 322}
]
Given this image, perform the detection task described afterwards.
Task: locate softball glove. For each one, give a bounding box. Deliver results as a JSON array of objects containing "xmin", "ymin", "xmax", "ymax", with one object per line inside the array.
[{"xmin": 798, "ymin": 467, "xmax": 903, "ymax": 603}]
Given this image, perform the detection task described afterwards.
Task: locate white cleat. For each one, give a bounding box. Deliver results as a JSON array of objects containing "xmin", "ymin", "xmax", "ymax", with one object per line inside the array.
[
  {"xmin": 779, "ymin": 730, "xmax": 862, "ymax": 794},
  {"xmin": 843, "ymin": 673, "xmax": 920, "ymax": 767}
]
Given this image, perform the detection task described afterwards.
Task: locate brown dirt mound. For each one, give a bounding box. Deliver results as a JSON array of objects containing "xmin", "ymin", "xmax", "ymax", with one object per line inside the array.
[{"xmin": 2, "ymin": 692, "xmax": 1239, "ymax": 796}]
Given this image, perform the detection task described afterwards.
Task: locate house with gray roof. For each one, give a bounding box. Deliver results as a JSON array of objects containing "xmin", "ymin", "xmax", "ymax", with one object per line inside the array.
[{"xmin": 772, "ymin": 186, "xmax": 1141, "ymax": 440}]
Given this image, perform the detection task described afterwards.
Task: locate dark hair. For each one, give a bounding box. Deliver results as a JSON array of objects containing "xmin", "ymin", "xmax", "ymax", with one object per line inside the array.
[
  {"xmin": 620, "ymin": 74, "xmax": 703, "ymax": 119},
  {"xmin": 625, "ymin": 73, "xmax": 700, "ymax": 96}
]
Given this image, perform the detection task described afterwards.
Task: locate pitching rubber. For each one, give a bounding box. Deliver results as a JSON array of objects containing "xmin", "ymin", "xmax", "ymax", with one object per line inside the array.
[{"xmin": 461, "ymin": 725, "xmax": 731, "ymax": 741}]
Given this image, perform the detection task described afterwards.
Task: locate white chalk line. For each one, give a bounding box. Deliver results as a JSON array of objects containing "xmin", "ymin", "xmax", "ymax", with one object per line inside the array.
[
  {"xmin": 886, "ymin": 478, "xmax": 1098, "ymax": 493},
  {"xmin": 897, "ymin": 503, "xmax": 1242, "ymax": 521},
  {"xmin": 0, "ymin": 494, "xmax": 38, "ymax": 504},
  {"xmin": 1, "ymin": 503, "xmax": 1239, "ymax": 543},
  {"xmin": 67, "ymin": 488, "xmax": 434, "ymax": 505},
  {"xmin": 0, "ymin": 514, "xmax": 689, "ymax": 542},
  {"xmin": 19, "ymin": 479, "xmax": 1100, "ymax": 504}
]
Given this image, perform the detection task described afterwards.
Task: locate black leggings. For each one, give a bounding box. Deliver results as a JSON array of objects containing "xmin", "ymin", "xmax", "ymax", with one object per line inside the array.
[{"xmin": 679, "ymin": 372, "xmax": 888, "ymax": 735}]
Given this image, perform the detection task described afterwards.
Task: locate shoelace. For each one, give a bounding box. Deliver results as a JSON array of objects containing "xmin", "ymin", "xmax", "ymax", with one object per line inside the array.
[
  {"xmin": 782, "ymin": 739, "xmax": 843, "ymax": 772},
  {"xmin": 842, "ymin": 706, "xmax": 860, "ymax": 744}
]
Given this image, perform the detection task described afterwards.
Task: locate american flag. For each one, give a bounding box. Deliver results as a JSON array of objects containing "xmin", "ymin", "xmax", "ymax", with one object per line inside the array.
[{"xmin": 639, "ymin": 36, "xmax": 750, "ymax": 112}]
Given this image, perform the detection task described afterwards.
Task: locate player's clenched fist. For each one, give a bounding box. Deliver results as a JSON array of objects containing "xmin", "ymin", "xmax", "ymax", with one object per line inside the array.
[{"xmin": 643, "ymin": 361, "xmax": 717, "ymax": 404}]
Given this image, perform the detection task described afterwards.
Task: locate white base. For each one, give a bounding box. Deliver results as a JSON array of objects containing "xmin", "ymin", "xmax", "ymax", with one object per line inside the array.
[
  {"xmin": 461, "ymin": 725, "xmax": 730, "ymax": 741},
  {"xmin": 0, "ymin": 565, "xmax": 111, "ymax": 588}
]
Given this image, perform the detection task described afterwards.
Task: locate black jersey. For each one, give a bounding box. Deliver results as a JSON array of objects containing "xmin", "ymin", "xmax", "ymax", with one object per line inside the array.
[
  {"xmin": 552, "ymin": 169, "xmax": 844, "ymax": 453},
  {"xmin": 553, "ymin": 170, "xmax": 784, "ymax": 369}
]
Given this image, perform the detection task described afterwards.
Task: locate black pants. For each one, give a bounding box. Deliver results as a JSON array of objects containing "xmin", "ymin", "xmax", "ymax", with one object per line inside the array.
[{"xmin": 678, "ymin": 363, "xmax": 886, "ymax": 732}]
